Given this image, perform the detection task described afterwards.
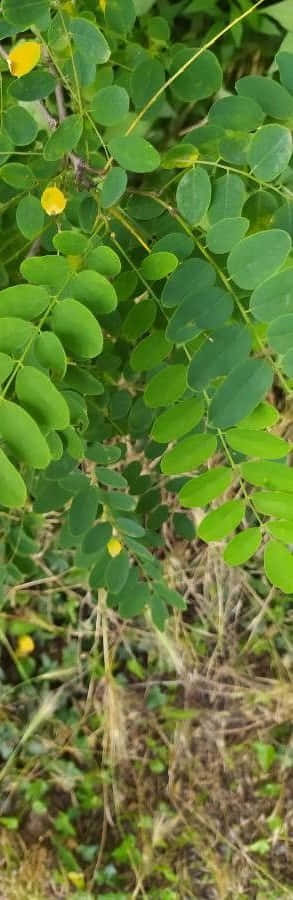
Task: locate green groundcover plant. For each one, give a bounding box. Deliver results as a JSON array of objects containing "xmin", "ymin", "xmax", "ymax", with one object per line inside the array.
[{"xmin": 0, "ymin": 0, "xmax": 293, "ymax": 627}]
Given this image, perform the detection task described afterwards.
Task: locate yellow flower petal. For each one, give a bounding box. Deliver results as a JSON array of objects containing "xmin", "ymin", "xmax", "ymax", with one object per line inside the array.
[
  {"xmin": 16, "ymin": 635, "xmax": 35, "ymax": 658},
  {"xmin": 68, "ymin": 873, "xmax": 85, "ymax": 889},
  {"xmin": 99, "ymin": 0, "xmax": 107, "ymax": 12},
  {"xmin": 41, "ymin": 186, "xmax": 67, "ymax": 216},
  {"xmin": 8, "ymin": 41, "xmax": 41, "ymax": 78},
  {"xmin": 107, "ymin": 537, "xmax": 122, "ymax": 558}
]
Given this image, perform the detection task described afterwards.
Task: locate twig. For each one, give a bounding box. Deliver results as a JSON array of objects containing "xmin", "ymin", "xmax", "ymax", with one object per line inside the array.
[
  {"xmin": 0, "ymin": 43, "xmax": 8, "ymax": 62},
  {"xmin": 25, "ymin": 237, "xmax": 41, "ymax": 258},
  {"xmin": 55, "ymin": 81, "xmax": 66, "ymax": 122}
]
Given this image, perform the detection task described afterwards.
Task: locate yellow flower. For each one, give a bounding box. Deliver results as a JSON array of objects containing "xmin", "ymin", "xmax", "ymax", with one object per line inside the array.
[
  {"xmin": 107, "ymin": 537, "xmax": 122, "ymax": 558},
  {"xmin": 8, "ymin": 41, "xmax": 41, "ymax": 78},
  {"xmin": 99, "ymin": 0, "xmax": 107, "ymax": 12},
  {"xmin": 16, "ymin": 635, "xmax": 35, "ymax": 658},
  {"xmin": 41, "ymin": 186, "xmax": 67, "ymax": 216},
  {"xmin": 68, "ymin": 872, "xmax": 85, "ymax": 889}
]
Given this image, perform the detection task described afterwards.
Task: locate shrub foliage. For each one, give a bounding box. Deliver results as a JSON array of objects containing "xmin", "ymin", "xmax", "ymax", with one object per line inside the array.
[{"xmin": 0, "ymin": 0, "xmax": 293, "ymax": 623}]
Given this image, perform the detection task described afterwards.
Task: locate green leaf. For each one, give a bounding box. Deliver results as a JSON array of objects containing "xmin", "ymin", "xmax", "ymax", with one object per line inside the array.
[
  {"xmin": 0, "ymin": 353, "xmax": 13, "ymax": 384},
  {"xmin": 101, "ymin": 167, "xmax": 127, "ymax": 208},
  {"xmin": 206, "ymin": 217, "xmax": 249, "ymax": 254},
  {"xmin": 162, "ymin": 142, "xmax": 199, "ymax": 170},
  {"xmin": 0, "ymin": 163, "xmax": 35, "ymax": 189},
  {"xmin": 92, "ymin": 86, "xmax": 129, "ymax": 126},
  {"xmin": 53, "ymin": 230, "xmax": 88, "ymax": 256},
  {"xmin": 0, "ymin": 447, "xmax": 27, "ymax": 508},
  {"xmin": 87, "ymin": 246, "xmax": 121, "ymax": 277},
  {"xmin": 4, "ymin": 106, "xmax": 38, "ymax": 146},
  {"xmin": 179, "ymin": 467, "xmax": 233, "ymax": 508},
  {"xmin": 71, "ymin": 270, "xmax": 117, "ymax": 315},
  {"xmin": 224, "ymin": 528, "xmax": 261, "ymax": 567},
  {"xmin": 82, "ymin": 522, "xmax": 112, "ymax": 554},
  {"xmin": 34, "ymin": 331, "xmax": 67, "ymax": 379},
  {"xmin": 21, "ymin": 255, "xmax": 69, "ymax": 289},
  {"xmin": 198, "ymin": 499, "xmax": 245, "ymax": 542},
  {"xmin": 123, "ymin": 299, "xmax": 156, "ymax": 341},
  {"xmin": 277, "ymin": 51, "xmax": 293, "ymax": 92},
  {"xmin": 283, "ymin": 349, "xmax": 293, "ymax": 376},
  {"xmin": 0, "ymin": 318, "xmax": 35, "ymax": 354},
  {"xmin": 264, "ymin": 540, "xmax": 293, "ymax": 593},
  {"xmin": 15, "ymin": 365, "xmax": 70, "ymax": 431},
  {"xmin": 267, "ymin": 520, "xmax": 293, "ymax": 543},
  {"xmin": 96, "ymin": 467, "xmax": 127, "ymax": 489},
  {"xmin": 209, "ymin": 95, "xmax": 264, "ymax": 130},
  {"xmin": 248, "ymin": 124, "xmax": 292, "ymax": 182},
  {"xmin": 227, "ymin": 230, "xmax": 291, "ymax": 290},
  {"xmin": 63, "ymin": 366, "xmax": 103, "ymax": 396},
  {"xmin": 208, "ymin": 173, "xmax": 246, "ymax": 225},
  {"xmin": 162, "ymin": 258, "xmax": 215, "ymax": 309},
  {"xmin": 238, "ymin": 402, "xmax": 279, "ymax": 430},
  {"xmin": 16, "ymin": 195, "xmax": 44, "ymax": 240},
  {"xmin": 106, "ymin": 551, "xmax": 130, "ymax": 594},
  {"xmin": 166, "ymin": 286, "xmax": 233, "ymax": 343},
  {"xmin": 144, "ymin": 364, "xmax": 187, "ymax": 408},
  {"xmin": 236, "ymin": 74, "xmax": 293, "ymax": 120},
  {"xmin": 241, "ymin": 460, "xmax": 293, "ymax": 491},
  {"xmin": 70, "ymin": 17, "xmax": 110, "ymax": 65},
  {"xmin": 267, "ymin": 2, "xmax": 293, "ymax": 30},
  {"xmin": 44, "ymin": 115, "xmax": 83, "ymax": 161},
  {"xmin": 253, "ymin": 491, "xmax": 293, "ymax": 518},
  {"xmin": 51, "ymin": 299, "xmax": 103, "ymax": 359},
  {"xmin": 173, "ymin": 512, "xmax": 195, "ymax": 540},
  {"xmin": 105, "ymin": 0, "xmax": 136, "ymax": 34},
  {"xmin": 250, "ymin": 268, "xmax": 293, "ymax": 323},
  {"xmin": 0, "ymin": 285, "xmax": 48, "ymax": 320},
  {"xmin": 161, "ymin": 433, "xmax": 217, "ymax": 475},
  {"xmin": 115, "ymin": 517, "xmax": 145, "ymax": 538},
  {"xmin": 170, "ymin": 47, "xmax": 222, "ymax": 102},
  {"xmin": 3, "ymin": 0, "xmax": 49, "ymax": 28},
  {"xmin": 210, "ymin": 359, "xmax": 273, "ymax": 428},
  {"xmin": 152, "ymin": 397, "xmax": 204, "ymax": 443},
  {"xmin": 119, "ymin": 577, "xmax": 149, "ymax": 618},
  {"xmin": 130, "ymin": 331, "xmax": 171, "ymax": 372},
  {"xmin": 227, "ymin": 430, "xmax": 290, "ymax": 459},
  {"xmin": 69, "ymin": 485, "xmax": 100, "ymax": 536},
  {"xmin": 188, "ymin": 324, "xmax": 251, "ymax": 392},
  {"xmin": 176, "ymin": 167, "xmax": 211, "ymax": 225},
  {"xmin": 0, "ymin": 401, "xmax": 50, "ymax": 469},
  {"xmin": 127, "ymin": 195, "xmax": 163, "ymax": 220},
  {"xmin": 131, "ymin": 57, "xmax": 165, "ymax": 109},
  {"xmin": 268, "ymin": 315, "xmax": 293, "ymax": 354},
  {"xmin": 140, "ymin": 252, "xmax": 178, "ymax": 281},
  {"xmin": 109, "ymin": 136, "xmax": 160, "ymax": 173},
  {"xmin": 9, "ymin": 70, "xmax": 56, "ymax": 101},
  {"xmin": 153, "ymin": 233, "xmax": 193, "ymax": 260}
]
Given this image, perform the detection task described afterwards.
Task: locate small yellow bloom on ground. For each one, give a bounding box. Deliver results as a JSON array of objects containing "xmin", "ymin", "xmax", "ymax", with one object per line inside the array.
[
  {"xmin": 99, "ymin": 0, "xmax": 107, "ymax": 12},
  {"xmin": 16, "ymin": 635, "xmax": 35, "ymax": 658},
  {"xmin": 41, "ymin": 186, "xmax": 67, "ymax": 216},
  {"xmin": 8, "ymin": 41, "xmax": 41, "ymax": 78},
  {"xmin": 107, "ymin": 537, "xmax": 122, "ymax": 557}
]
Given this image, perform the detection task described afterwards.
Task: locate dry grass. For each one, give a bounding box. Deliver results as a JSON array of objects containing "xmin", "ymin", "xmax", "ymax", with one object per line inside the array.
[{"xmin": 1, "ymin": 539, "xmax": 293, "ymax": 898}]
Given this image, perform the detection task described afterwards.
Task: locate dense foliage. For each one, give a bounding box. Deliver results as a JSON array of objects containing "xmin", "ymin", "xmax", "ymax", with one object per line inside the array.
[{"xmin": 0, "ymin": 0, "xmax": 293, "ymax": 619}]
